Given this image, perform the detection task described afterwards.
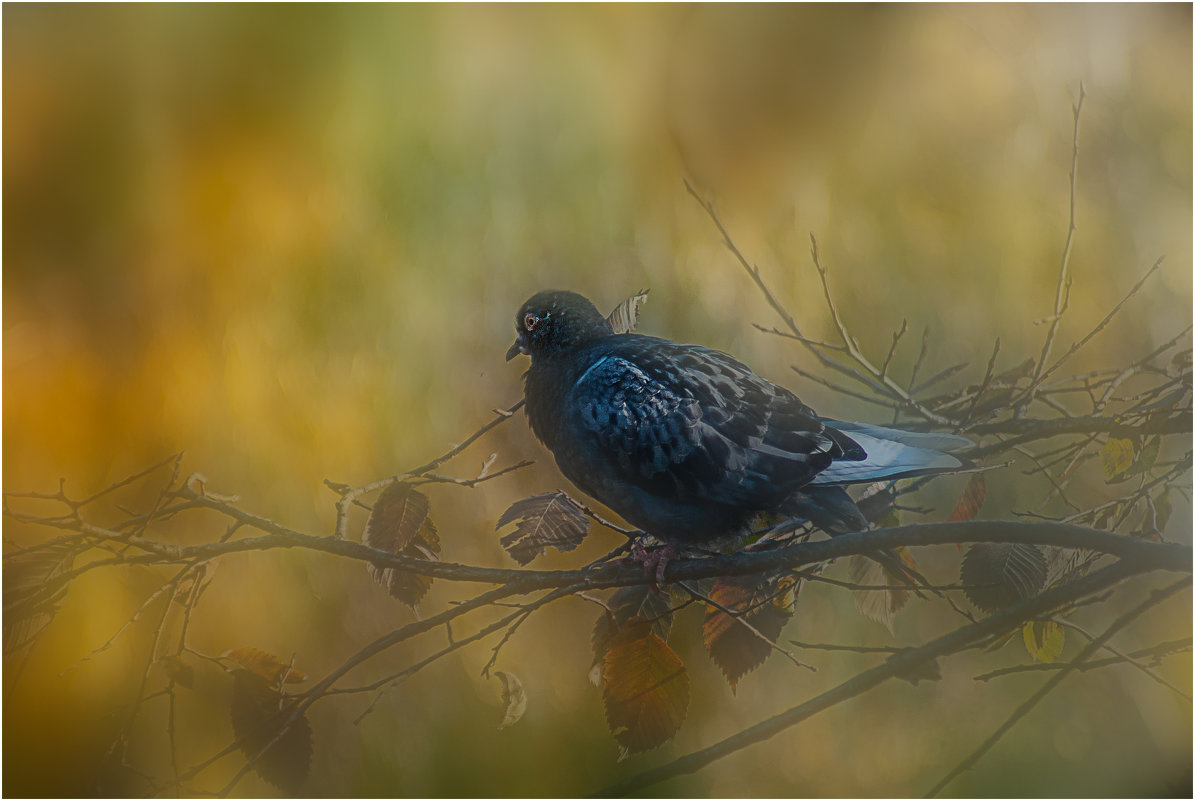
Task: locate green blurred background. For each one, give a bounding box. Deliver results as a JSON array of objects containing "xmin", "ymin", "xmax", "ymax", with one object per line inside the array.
[{"xmin": 4, "ymin": 4, "xmax": 1191, "ymax": 797}]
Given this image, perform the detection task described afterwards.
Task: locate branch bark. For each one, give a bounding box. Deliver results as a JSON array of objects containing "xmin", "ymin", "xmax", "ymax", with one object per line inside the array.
[{"xmin": 594, "ymin": 558, "xmax": 1178, "ymax": 797}]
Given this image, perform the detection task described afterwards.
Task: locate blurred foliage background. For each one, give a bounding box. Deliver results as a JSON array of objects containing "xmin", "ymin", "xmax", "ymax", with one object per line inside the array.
[{"xmin": 4, "ymin": 4, "xmax": 1191, "ymax": 797}]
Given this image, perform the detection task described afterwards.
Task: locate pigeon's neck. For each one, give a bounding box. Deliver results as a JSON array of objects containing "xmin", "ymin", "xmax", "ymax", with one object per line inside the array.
[{"xmin": 524, "ymin": 342, "xmax": 605, "ymax": 447}]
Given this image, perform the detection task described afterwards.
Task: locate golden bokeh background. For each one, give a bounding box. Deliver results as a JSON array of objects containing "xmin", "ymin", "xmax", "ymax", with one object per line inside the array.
[{"xmin": 4, "ymin": 4, "xmax": 1191, "ymax": 797}]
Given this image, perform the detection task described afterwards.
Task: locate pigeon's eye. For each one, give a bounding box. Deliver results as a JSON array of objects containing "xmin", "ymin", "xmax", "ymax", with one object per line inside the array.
[{"xmin": 523, "ymin": 313, "xmax": 539, "ymax": 331}]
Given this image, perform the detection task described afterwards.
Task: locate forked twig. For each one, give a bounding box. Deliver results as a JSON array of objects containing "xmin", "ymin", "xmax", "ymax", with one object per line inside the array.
[
  {"xmin": 926, "ymin": 576, "xmax": 1191, "ymax": 796},
  {"xmin": 1030, "ymin": 82, "xmax": 1086, "ymax": 397}
]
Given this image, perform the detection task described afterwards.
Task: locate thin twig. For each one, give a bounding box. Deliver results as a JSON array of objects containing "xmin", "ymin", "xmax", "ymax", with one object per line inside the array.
[
  {"xmin": 1048, "ymin": 616, "xmax": 1191, "ymax": 701},
  {"xmin": 809, "ymin": 234, "xmax": 954, "ymax": 424},
  {"xmin": 1029, "ymin": 83, "xmax": 1086, "ymax": 401},
  {"xmin": 753, "ymin": 324, "xmax": 847, "ymax": 351},
  {"xmin": 973, "ymin": 637, "xmax": 1193, "ymax": 681},
  {"xmin": 961, "ymin": 338, "xmax": 1001, "ymax": 428},
  {"xmin": 593, "ymin": 559, "xmax": 1159, "ymax": 797},
  {"xmin": 1016, "ymin": 257, "xmax": 1164, "ymax": 407},
  {"xmin": 926, "ymin": 575, "xmax": 1191, "ymax": 796},
  {"xmin": 679, "ymin": 581, "xmax": 815, "ymax": 673},
  {"xmin": 879, "ymin": 319, "xmax": 909, "ymax": 381}
]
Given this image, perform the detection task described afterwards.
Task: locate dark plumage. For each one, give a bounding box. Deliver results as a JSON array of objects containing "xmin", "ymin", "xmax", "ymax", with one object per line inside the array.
[{"xmin": 507, "ymin": 290, "xmax": 970, "ymax": 545}]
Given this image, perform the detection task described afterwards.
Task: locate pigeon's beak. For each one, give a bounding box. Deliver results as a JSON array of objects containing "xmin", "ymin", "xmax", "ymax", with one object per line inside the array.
[{"xmin": 506, "ymin": 335, "xmax": 528, "ymax": 362}]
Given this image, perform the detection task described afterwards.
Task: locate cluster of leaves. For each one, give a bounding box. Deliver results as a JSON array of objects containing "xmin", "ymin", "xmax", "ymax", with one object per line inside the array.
[
  {"xmin": 581, "ymin": 571, "xmax": 799, "ymax": 757},
  {"xmin": 490, "ymin": 474, "xmax": 976, "ymax": 755}
]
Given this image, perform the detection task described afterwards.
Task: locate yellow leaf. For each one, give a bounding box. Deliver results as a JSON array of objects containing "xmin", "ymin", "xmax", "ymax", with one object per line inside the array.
[
  {"xmin": 1022, "ymin": 620, "xmax": 1065, "ymax": 663},
  {"xmin": 1099, "ymin": 437, "xmax": 1135, "ymax": 480}
]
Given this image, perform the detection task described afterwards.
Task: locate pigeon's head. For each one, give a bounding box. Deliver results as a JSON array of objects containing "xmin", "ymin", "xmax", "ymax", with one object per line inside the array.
[{"xmin": 507, "ymin": 290, "xmax": 613, "ymax": 361}]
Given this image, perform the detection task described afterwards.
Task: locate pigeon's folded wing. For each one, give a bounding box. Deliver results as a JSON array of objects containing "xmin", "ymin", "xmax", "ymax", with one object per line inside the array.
[{"xmin": 567, "ymin": 339, "xmax": 851, "ymax": 507}]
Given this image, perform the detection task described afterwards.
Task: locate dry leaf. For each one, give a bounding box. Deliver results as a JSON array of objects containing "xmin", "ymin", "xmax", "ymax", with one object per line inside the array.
[
  {"xmin": 496, "ymin": 491, "xmax": 589, "ymax": 565},
  {"xmin": 960, "ymin": 543, "xmax": 1047, "ymax": 613},
  {"xmin": 590, "ymin": 585, "xmax": 674, "ymax": 686},
  {"xmin": 3, "ymin": 543, "xmax": 77, "ymax": 655},
  {"xmin": 606, "ymin": 289, "xmax": 650, "ymax": 335},
  {"xmin": 849, "ymin": 550, "xmax": 916, "ymax": 634},
  {"xmin": 223, "ymin": 647, "xmax": 308, "ymax": 686},
  {"xmin": 702, "ymin": 574, "xmax": 795, "ymax": 692},
  {"xmin": 364, "ymin": 482, "xmax": 440, "ymax": 607},
  {"xmin": 602, "ymin": 618, "xmax": 690, "ymax": 758},
  {"xmin": 947, "ymin": 473, "xmax": 987, "ymax": 522},
  {"xmin": 229, "ymin": 670, "xmax": 312, "ymax": 794},
  {"xmin": 493, "ymin": 671, "xmax": 527, "ymax": 730}
]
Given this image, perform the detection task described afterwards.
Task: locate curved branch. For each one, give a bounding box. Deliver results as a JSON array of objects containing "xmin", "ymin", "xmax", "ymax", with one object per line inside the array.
[
  {"xmin": 926, "ymin": 574, "xmax": 1192, "ymax": 796},
  {"xmin": 593, "ymin": 558, "xmax": 1173, "ymax": 797},
  {"xmin": 41, "ymin": 498, "xmax": 1195, "ymax": 596}
]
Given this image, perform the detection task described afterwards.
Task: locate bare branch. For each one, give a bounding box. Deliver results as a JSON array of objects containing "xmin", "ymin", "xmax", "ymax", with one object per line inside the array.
[
  {"xmin": 809, "ymin": 234, "xmax": 954, "ymax": 424},
  {"xmin": 1030, "ymin": 82, "xmax": 1086, "ymax": 395},
  {"xmin": 926, "ymin": 575, "xmax": 1191, "ymax": 796},
  {"xmin": 1016, "ymin": 256, "xmax": 1164, "ymax": 407},
  {"xmin": 594, "ymin": 559, "xmax": 1164, "ymax": 797},
  {"xmin": 879, "ymin": 319, "xmax": 909, "ymax": 380},
  {"xmin": 679, "ymin": 581, "xmax": 815, "ymax": 673},
  {"xmin": 973, "ymin": 637, "xmax": 1192, "ymax": 681}
]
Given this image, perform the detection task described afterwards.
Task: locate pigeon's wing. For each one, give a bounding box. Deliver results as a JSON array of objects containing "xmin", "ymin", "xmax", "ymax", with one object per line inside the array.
[{"xmin": 568, "ymin": 338, "xmax": 854, "ymax": 506}]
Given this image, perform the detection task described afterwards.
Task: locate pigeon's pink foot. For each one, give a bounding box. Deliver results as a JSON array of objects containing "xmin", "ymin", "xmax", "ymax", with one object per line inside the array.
[{"xmin": 630, "ymin": 542, "xmax": 677, "ymax": 591}]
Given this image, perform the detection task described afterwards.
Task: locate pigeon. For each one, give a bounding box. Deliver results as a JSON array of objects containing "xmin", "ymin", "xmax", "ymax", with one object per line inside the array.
[{"xmin": 506, "ymin": 289, "xmax": 971, "ymax": 553}]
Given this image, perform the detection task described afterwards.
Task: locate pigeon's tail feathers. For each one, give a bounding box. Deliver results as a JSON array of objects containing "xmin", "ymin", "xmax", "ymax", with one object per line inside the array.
[
  {"xmin": 821, "ymin": 420, "xmax": 973, "ymax": 453},
  {"xmin": 810, "ymin": 429, "xmax": 967, "ymax": 485}
]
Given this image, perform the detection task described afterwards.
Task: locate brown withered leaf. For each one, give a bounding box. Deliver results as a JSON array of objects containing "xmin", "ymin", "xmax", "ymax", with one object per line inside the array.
[
  {"xmin": 364, "ymin": 482, "xmax": 440, "ymax": 607},
  {"xmin": 960, "ymin": 543, "xmax": 1047, "ymax": 613},
  {"xmin": 602, "ymin": 618, "xmax": 690, "ymax": 758},
  {"xmin": 850, "ymin": 550, "xmax": 917, "ymax": 634},
  {"xmin": 590, "ymin": 585, "xmax": 675, "ymax": 686},
  {"xmin": 889, "ymin": 652, "xmax": 941, "ymax": 685},
  {"xmin": 493, "ymin": 670, "xmax": 527, "ymax": 730},
  {"xmin": 157, "ymin": 655, "xmax": 194, "ymax": 689},
  {"xmin": 947, "ymin": 473, "xmax": 987, "ymax": 523},
  {"xmin": 364, "ymin": 481, "xmax": 430, "ymax": 559},
  {"xmin": 702, "ymin": 573, "xmax": 796, "ymax": 692},
  {"xmin": 496, "ymin": 491, "xmax": 589, "ymax": 565},
  {"xmin": 382, "ymin": 517, "xmax": 439, "ymax": 607},
  {"xmin": 3, "ymin": 542, "xmax": 77, "ymax": 655},
  {"xmin": 223, "ymin": 647, "xmax": 308, "ymax": 687},
  {"xmin": 606, "ymin": 289, "xmax": 650, "ymax": 335},
  {"xmin": 230, "ymin": 670, "xmax": 312, "ymax": 794}
]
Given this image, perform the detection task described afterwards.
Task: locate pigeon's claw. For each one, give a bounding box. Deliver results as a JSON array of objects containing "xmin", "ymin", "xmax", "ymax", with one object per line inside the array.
[{"xmin": 630, "ymin": 541, "xmax": 677, "ymax": 594}]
